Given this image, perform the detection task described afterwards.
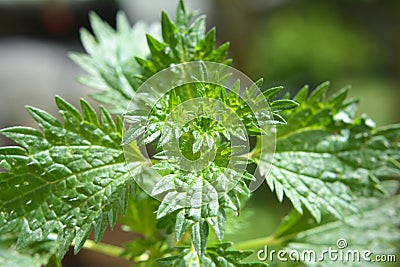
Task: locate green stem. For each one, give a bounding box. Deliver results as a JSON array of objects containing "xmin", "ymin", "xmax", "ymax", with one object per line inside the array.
[
  {"xmin": 79, "ymin": 240, "xmax": 150, "ymax": 262},
  {"xmin": 236, "ymin": 209, "xmax": 302, "ymax": 250},
  {"xmin": 80, "ymin": 239, "xmax": 125, "ymax": 258},
  {"xmin": 235, "ymin": 234, "xmax": 295, "ymax": 251}
]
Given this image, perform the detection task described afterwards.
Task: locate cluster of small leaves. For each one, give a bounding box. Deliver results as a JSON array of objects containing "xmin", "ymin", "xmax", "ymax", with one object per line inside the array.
[
  {"xmin": 123, "ymin": 76, "xmax": 299, "ymax": 241},
  {"xmin": 196, "ymin": 80, "xmax": 299, "ymax": 133},
  {"xmin": 129, "ymin": 79, "xmax": 299, "ymax": 149},
  {"xmin": 155, "ymin": 171, "xmax": 254, "ymax": 255},
  {"xmin": 256, "ymin": 82, "xmax": 400, "ymax": 222},
  {"xmin": 129, "ymin": 80, "xmax": 300, "ymax": 261},
  {"xmin": 0, "ymin": 97, "xmax": 143, "ymax": 259},
  {"xmin": 137, "ymin": 0, "xmax": 231, "ymax": 77},
  {"xmin": 120, "ymin": 3, "xmax": 288, "ymax": 262}
]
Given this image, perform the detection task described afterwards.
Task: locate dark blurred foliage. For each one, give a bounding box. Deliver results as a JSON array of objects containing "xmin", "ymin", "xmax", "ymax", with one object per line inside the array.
[
  {"xmin": 213, "ymin": 0, "xmax": 400, "ymax": 125},
  {"xmin": 0, "ymin": 0, "xmax": 118, "ymax": 41},
  {"xmin": 247, "ymin": 0, "xmax": 400, "ymax": 86}
]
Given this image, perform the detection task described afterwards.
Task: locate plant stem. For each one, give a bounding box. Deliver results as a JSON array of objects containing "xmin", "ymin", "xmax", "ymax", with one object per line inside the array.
[
  {"xmin": 235, "ymin": 235, "xmax": 286, "ymax": 250},
  {"xmin": 80, "ymin": 239, "xmax": 125, "ymax": 258},
  {"xmin": 78, "ymin": 240, "xmax": 150, "ymax": 262}
]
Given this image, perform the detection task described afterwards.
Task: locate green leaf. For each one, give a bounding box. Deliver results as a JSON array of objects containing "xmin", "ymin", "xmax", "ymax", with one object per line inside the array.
[
  {"xmin": 73, "ymin": 4, "xmax": 230, "ymax": 115},
  {"xmin": 270, "ymin": 99, "xmax": 299, "ymax": 111},
  {"xmin": 161, "ymin": 11, "xmax": 176, "ymax": 43},
  {"xmin": 175, "ymin": 210, "xmax": 194, "ymax": 242},
  {"xmin": 155, "ymin": 171, "xmax": 251, "ymax": 256},
  {"xmin": 192, "ymin": 135, "xmax": 204, "ymax": 154},
  {"xmin": 153, "ymin": 168, "xmax": 252, "ymax": 263},
  {"xmin": 0, "ymin": 97, "xmax": 145, "ymax": 257},
  {"xmin": 0, "ymin": 247, "xmax": 48, "ymax": 267},
  {"xmin": 158, "ymin": 243, "xmax": 267, "ymax": 267},
  {"xmin": 258, "ymin": 83, "xmax": 400, "ymax": 222},
  {"xmin": 70, "ymin": 12, "xmax": 160, "ymax": 114},
  {"xmin": 207, "ymin": 208, "xmax": 226, "ymax": 241},
  {"xmin": 158, "ymin": 247, "xmax": 200, "ymax": 267},
  {"xmin": 191, "ymin": 220, "xmax": 209, "ymax": 256},
  {"xmin": 278, "ymin": 181, "xmax": 400, "ymax": 267},
  {"xmin": 140, "ymin": 0, "xmax": 230, "ymax": 77},
  {"xmin": 262, "ymin": 86, "xmax": 283, "ymax": 100},
  {"xmin": 0, "ymin": 233, "xmax": 58, "ymax": 267}
]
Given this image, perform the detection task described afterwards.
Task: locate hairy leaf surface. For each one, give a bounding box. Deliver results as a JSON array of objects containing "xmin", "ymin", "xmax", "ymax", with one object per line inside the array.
[
  {"xmin": 70, "ymin": 12, "xmax": 160, "ymax": 113},
  {"xmin": 258, "ymin": 82, "xmax": 400, "ymax": 222},
  {"xmin": 0, "ymin": 97, "xmax": 144, "ymax": 256},
  {"xmin": 275, "ymin": 181, "xmax": 400, "ymax": 266}
]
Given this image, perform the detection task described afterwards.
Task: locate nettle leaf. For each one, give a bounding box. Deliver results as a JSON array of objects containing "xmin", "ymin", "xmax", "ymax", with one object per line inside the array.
[
  {"xmin": 158, "ymin": 243, "xmax": 267, "ymax": 267},
  {"xmin": 258, "ymin": 82, "xmax": 400, "ymax": 222},
  {"xmin": 192, "ymin": 219, "xmax": 209, "ymax": 256},
  {"xmin": 0, "ymin": 246, "xmax": 50, "ymax": 267},
  {"xmin": 277, "ymin": 181, "xmax": 400, "ymax": 267},
  {"xmin": 136, "ymin": 0, "xmax": 231, "ymax": 78},
  {"xmin": 70, "ymin": 12, "xmax": 160, "ymax": 114},
  {"xmin": 0, "ymin": 97, "xmax": 144, "ymax": 257},
  {"xmin": 0, "ymin": 235, "xmax": 58, "ymax": 267},
  {"xmin": 173, "ymin": 202, "xmax": 225, "ymax": 245},
  {"xmin": 156, "ymin": 171, "xmax": 253, "ymax": 250},
  {"xmin": 260, "ymin": 84, "xmax": 299, "ymax": 125}
]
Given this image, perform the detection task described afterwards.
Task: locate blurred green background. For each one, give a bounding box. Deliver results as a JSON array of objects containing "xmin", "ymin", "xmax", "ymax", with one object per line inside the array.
[
  {"xmin": 0, "ymin": 0, "xmax": 399, "ymax": 266},
  {"xmin": 220, "ymin": 0, "xmax": 400, "ymax": 126}
]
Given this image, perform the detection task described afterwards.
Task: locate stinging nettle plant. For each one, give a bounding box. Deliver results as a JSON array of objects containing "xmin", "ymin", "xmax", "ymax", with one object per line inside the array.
[{"xmin": 0, "ymin": 1, "xmax": 399, "ymax": 266}]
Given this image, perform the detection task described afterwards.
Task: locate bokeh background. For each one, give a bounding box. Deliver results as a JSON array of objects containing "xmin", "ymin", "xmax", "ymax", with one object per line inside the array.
[{"xmin": 0, "ymin": 0, "xmax": 399, "ymax": 266}]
